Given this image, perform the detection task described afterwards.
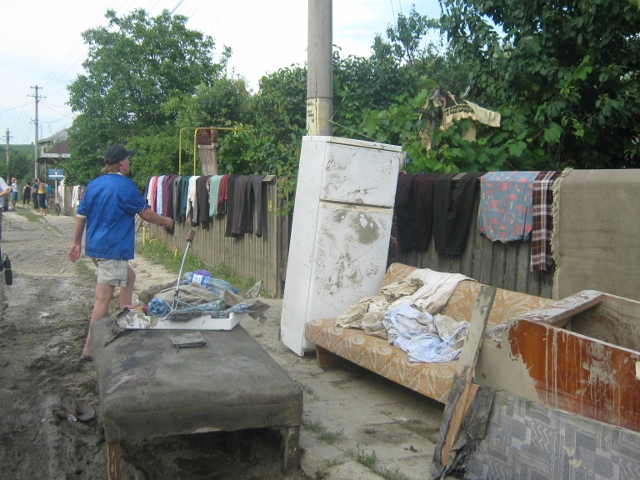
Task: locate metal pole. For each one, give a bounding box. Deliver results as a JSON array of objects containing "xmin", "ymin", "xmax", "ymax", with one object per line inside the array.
[{"xmin": 306, "ymin": 0, "xmax": 333, "ymax": 136}]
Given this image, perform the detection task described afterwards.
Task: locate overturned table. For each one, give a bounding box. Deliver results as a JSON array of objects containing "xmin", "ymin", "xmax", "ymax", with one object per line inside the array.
[{"xmin": 91, "ymin": 316, "xmax": 303, "ymax": 480}]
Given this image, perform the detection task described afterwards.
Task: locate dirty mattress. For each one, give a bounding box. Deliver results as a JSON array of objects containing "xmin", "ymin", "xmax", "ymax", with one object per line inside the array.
[{"xmin": 91, "ymin": 316, "xmax": 302, "ymax": 443}]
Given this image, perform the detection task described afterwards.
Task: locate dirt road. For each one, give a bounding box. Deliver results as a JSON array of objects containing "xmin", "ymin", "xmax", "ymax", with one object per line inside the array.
[
  {"xmin": 0, "ymin": 208, "xmax": 311, "ymax": 479},
  {"xmin": 0, "ymin": 207, "xmax": 445, "ymax": 480}
]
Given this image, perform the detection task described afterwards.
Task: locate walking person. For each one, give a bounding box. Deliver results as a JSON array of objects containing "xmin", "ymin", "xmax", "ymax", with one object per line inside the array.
[
  {"xmin": 10, "ymin": 178, "xmax": 18, "ymax": 210},
  {"xmin": 0, "ymin": 176, "xmax": 11, "ymax": 240},
  {"xmin": 38, "ymin": 180, "xmax": 47, "ymax": 216},
  {"xmin": 22, "ymin": 182, "xmax": 31, "ymax": 206},
  {"xmin": 67, "ymin": 145, "xmax": 174, "ymax": 361},
  {"xmin": 32, "ymin": 179, "xmax": 39, "ymax": 210}
]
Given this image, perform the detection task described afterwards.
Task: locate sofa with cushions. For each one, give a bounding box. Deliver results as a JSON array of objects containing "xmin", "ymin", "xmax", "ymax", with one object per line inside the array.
[{"xmin": 304, "ymin": 262, "xmax": 554, "ymax": 403}]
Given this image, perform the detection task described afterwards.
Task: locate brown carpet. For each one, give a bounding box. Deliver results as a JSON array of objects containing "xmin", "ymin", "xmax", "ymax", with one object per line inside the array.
[{"xmin": 552, "ymin": 168, "xmax": 640, "ymax": 301}]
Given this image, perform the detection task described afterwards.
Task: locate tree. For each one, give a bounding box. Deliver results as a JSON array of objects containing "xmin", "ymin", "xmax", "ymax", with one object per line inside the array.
[
  {"xmin": 66, "ymin": 8, "xmax": 230, "ymax": 185},
  {"xmin": 439, "ymin": 0, "xmax": 640, "ymax": 168}
]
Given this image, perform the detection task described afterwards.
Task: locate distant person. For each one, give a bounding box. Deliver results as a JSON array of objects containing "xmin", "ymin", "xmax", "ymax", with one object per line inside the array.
[
  {"xmin": 0, "ymin": 176, "xmax": 11, "ymax": 240},
  {"xmin": 67, "ymin": 145, "xmax": 174, "ymax": 361},
  {"xmin": 22, "ymin": 182, "xmax": 31, "ymax": 206},
  {"xmin": 32, "ymin": 179, "xmax": 39, "ymax": 209},
  {"xmin": 38, "ymin": 180, "xmax": 47, "ymax": 216},
  {"xmin": 10, "ymin": 178, "xmax": 18, "ymax": 210}
]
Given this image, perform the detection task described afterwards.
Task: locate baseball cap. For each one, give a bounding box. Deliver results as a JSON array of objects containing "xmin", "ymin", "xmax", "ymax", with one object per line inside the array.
[{"xmin": 104, "ymin": 145, "xmax": 135, "ymax": 164}]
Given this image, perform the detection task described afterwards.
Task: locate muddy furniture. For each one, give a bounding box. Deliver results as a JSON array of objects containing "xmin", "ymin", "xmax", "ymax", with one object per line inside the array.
[
  {"xmin": 90, "ymin": 317, "xmax": 302, "ymax": 480},
  {"xmin": 304, "ymin": 263, "xmax": 553, "ymax": 403},
  {"xmin": 477, "ymin": 289, "xmax": 640, "ymax": 433}
]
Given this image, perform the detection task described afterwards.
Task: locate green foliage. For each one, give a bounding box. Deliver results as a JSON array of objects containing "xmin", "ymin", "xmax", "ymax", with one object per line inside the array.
[
  {"xmin": 439, "ymin": 0, "xmax": 640, "ymax": 168},
  {"xmin": 126, "ymin": 127, "xmax": 181, "ymax": 186},
  {"xmin": 168, "ymin": 78, "xmax": 252, "ymax": 128},
  {"xmin": 217, "ymin": 66, "xmax": 307, "ymax": 178},
  {"xmin": 0, "ymin": 148, "xmax": 33, "ymax": 182},
  {"xmin": 67, "ymin": 8, "xmax": 228, "ymax": 186}
]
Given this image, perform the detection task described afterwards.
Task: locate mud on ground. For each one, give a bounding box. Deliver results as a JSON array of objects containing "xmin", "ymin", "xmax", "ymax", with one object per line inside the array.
[{"xmin": 0, "ymin": 208, "xmax": 309, "ymax": 480}]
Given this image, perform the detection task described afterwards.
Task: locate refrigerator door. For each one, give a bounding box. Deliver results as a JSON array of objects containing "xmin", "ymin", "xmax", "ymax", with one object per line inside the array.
[
  {"xmin": 316, "ymin": 136, "xmax": 402, "ymax": 207},
  {"xmin": 310, "ymin": 203, "xmax": 393, "ymax": 309}
]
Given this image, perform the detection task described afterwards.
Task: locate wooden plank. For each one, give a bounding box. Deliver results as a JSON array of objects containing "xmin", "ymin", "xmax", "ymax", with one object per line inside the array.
[
  {"xmin": 491, "ymin": 242, "xmax": 506, "ymax": 289},
  {"xmin": 438, "ymin": 285, "xmax": 497, "ymax": 467},
  {"xmin": 108, "ymin": 443, "xmax": 121, "ymax": 480},
  {"xmin": 283, "ymin": 425, "xmax": 300, "ymax": 475},
  {"xmin": 503, "ymin": 242, "xmax": 518, "ymax": 291}
]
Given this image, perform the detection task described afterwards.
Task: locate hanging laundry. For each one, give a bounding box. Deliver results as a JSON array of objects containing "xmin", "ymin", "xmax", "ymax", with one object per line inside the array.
[
  {"xmin": 433, "ymin": 172, "xmax": 484, "ymax": 256},
  {"xmin": 420, "ymin": 87, "xmax": 501, "ymax": 150},
  {"xmin": 531, "ymin": 171, "xmax": 560, "ymax": 272},
  {"xmin": 217, "ymin": 174, "xmax": 230, "ymax": 215},
  {"xmin": 240, "ymin": 175, "xmax": 266, "ymax": 237},
  {"xmin": 186, "ymin": 175, "xmax": 200, "ymax": 225},
  {"xmin": 208, "ymin": 175, "xmax": 223, "ymax": 217},
  {"xmin": 155, "ymin": 175, "xmax": 165, "ymax": 214},
  {"xmin": 224, "ymin": 175, "xmax": 239, "ymax": 237},
  {"xmin": 161, "ymin": 174, "xmax": 177, "ymax": 219},
  {"xmin": 148, "ymin": 176, "xmax": 158, "ymax": 212},
  {"xmin": 172, "ymin": 175, "xmax": 181, "ymax": 221},
  {"xmin": 477, "ymin": 171, "xmax": 540, "ymax": 243},
  {"xmin": 177, "ymin": 176, "xmax": 190, "ymax": 222},
  {"xmin": 394, "ymin": 173, "xmax": 437, "ymax": 251},
  {"xmin": 227, "ymin": 175, "xmax": 251, "ymax": 236},
  {"xmin": 195, "ymin": 175, "xmax": 211, "ymax": 227}
]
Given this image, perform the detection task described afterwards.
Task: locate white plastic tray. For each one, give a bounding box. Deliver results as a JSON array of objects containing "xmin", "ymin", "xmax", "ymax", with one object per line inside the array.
[{"xmin": 117, "ymin": 311, "xmax": 248, "ymax": 331}]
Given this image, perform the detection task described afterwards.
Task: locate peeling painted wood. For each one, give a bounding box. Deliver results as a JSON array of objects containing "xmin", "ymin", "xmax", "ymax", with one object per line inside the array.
[{"xmin": 438, "ymin": 286, "xmax": 497, "ymax": 467}]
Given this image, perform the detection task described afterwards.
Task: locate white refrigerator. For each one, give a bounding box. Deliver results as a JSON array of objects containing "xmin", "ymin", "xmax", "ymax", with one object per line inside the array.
[{"xmin": 280, "ymin": 136, "xmax": 403, "ymax": 356}]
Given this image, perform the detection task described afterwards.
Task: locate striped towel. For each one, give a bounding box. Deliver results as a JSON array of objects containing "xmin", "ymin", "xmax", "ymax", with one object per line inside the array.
[{"xmin": 531, "ymin": 171, "xmax": 560, "ymax": 272}]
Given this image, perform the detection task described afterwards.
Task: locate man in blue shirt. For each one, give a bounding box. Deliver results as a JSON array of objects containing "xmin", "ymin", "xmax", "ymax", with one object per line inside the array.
[{"xmin": 67, "ymin": 145, "xmax": 174, "ymax": 361}]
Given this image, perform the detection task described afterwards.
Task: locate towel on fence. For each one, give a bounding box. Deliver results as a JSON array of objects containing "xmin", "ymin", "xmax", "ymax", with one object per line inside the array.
[
  {"xmin": 477, "ymin": 171, "xmax": 539, "ymax": 243},
  {"xmin": 531, "ymin": 171, "xmax": 559, "ymax": 272}
]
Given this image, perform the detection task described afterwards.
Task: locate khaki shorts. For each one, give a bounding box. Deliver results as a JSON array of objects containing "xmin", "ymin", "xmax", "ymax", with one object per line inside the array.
[{"xmin": 91, "ymin": 258, "xmax": 129, "ymax": 287}]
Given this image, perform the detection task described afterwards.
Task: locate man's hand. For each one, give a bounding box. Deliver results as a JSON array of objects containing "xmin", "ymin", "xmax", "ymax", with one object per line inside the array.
[{"xmin": 67, "ymin": 243, "xmax": 82, "ymax": 263}]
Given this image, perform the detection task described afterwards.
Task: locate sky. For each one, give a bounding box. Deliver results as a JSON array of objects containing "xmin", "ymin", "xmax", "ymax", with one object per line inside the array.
[{"xmin": 0, "ymin": 0, "xmax": 441, "ymax": 145}]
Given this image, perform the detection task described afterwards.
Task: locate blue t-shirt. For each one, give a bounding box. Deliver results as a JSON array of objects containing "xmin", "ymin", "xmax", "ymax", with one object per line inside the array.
[{"xmin": 77, "ymin": 174, "xmax": 149, "ymax": 260}]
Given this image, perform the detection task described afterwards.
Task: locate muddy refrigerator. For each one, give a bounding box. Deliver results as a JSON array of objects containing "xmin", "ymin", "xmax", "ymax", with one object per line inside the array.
[{"xmin": 280, "ymin": 136, "xmax": 403, "ymax": 356}]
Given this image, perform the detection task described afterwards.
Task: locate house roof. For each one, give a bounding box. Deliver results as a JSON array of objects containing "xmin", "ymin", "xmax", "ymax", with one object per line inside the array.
[
  {"xmin": 39, "ymin": 129, "xmax": 68, "ymax": 145},
  {"xmin": 38, "ymin": 138, "xmax": 70, "ymax": 164}
]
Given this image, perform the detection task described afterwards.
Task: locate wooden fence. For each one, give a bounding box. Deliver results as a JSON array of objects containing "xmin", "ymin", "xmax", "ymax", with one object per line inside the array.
[
  {"xmin": 397, "ymin": 183, "xmax": 553, "ymax": 299},
  {"xmin": 62, "ymin": 176, "xmax": 551, "ymax": 299}
]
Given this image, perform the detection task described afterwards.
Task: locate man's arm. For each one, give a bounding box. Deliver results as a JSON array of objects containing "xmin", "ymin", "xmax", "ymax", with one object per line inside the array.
[
  {"xmin": 139, "ymin": 207, "xmax": 174, "ymax": 230},
  {"xmin": 67, "ymin": 216, "xmax": 87, "ymax": 263}
]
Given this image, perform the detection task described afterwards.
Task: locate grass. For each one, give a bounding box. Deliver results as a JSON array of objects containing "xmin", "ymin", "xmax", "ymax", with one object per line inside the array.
[
  {"xmin": 135, "ymin": 238, "xmax": 260, "ymax": 294},
  {"xmin": 302, "ymin": 421, "xmax": 344, "ymax": 445},
  {"xmin": 14, "ymin": 206, "xmax": 41, "ymax": 222},
  {"xmin": 355, "ymin": 447, "xmax": 409, "ymax": 480}
]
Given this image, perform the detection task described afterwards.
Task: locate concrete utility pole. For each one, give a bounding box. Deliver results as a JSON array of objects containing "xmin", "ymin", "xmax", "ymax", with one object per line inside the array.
[
  {"xmin": 5, "ymin": 128, "xmax": 10, "ymax": 180},
  {"xmin": 30, "ymin": 85, "xmax": 43, "ymax": 180},
  {"xmin": 306, "ymin": 0, "xmax": 333, "ymax": 136}
]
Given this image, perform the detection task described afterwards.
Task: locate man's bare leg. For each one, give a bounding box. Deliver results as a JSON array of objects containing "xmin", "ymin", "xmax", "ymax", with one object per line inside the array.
[
  {"xmin": 119, "ymin": 266, "xmax": 136, "ymax": 308},
  {"xmin": 82, "ymin": 282, "xmax": 115, "ymax": 358}
]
